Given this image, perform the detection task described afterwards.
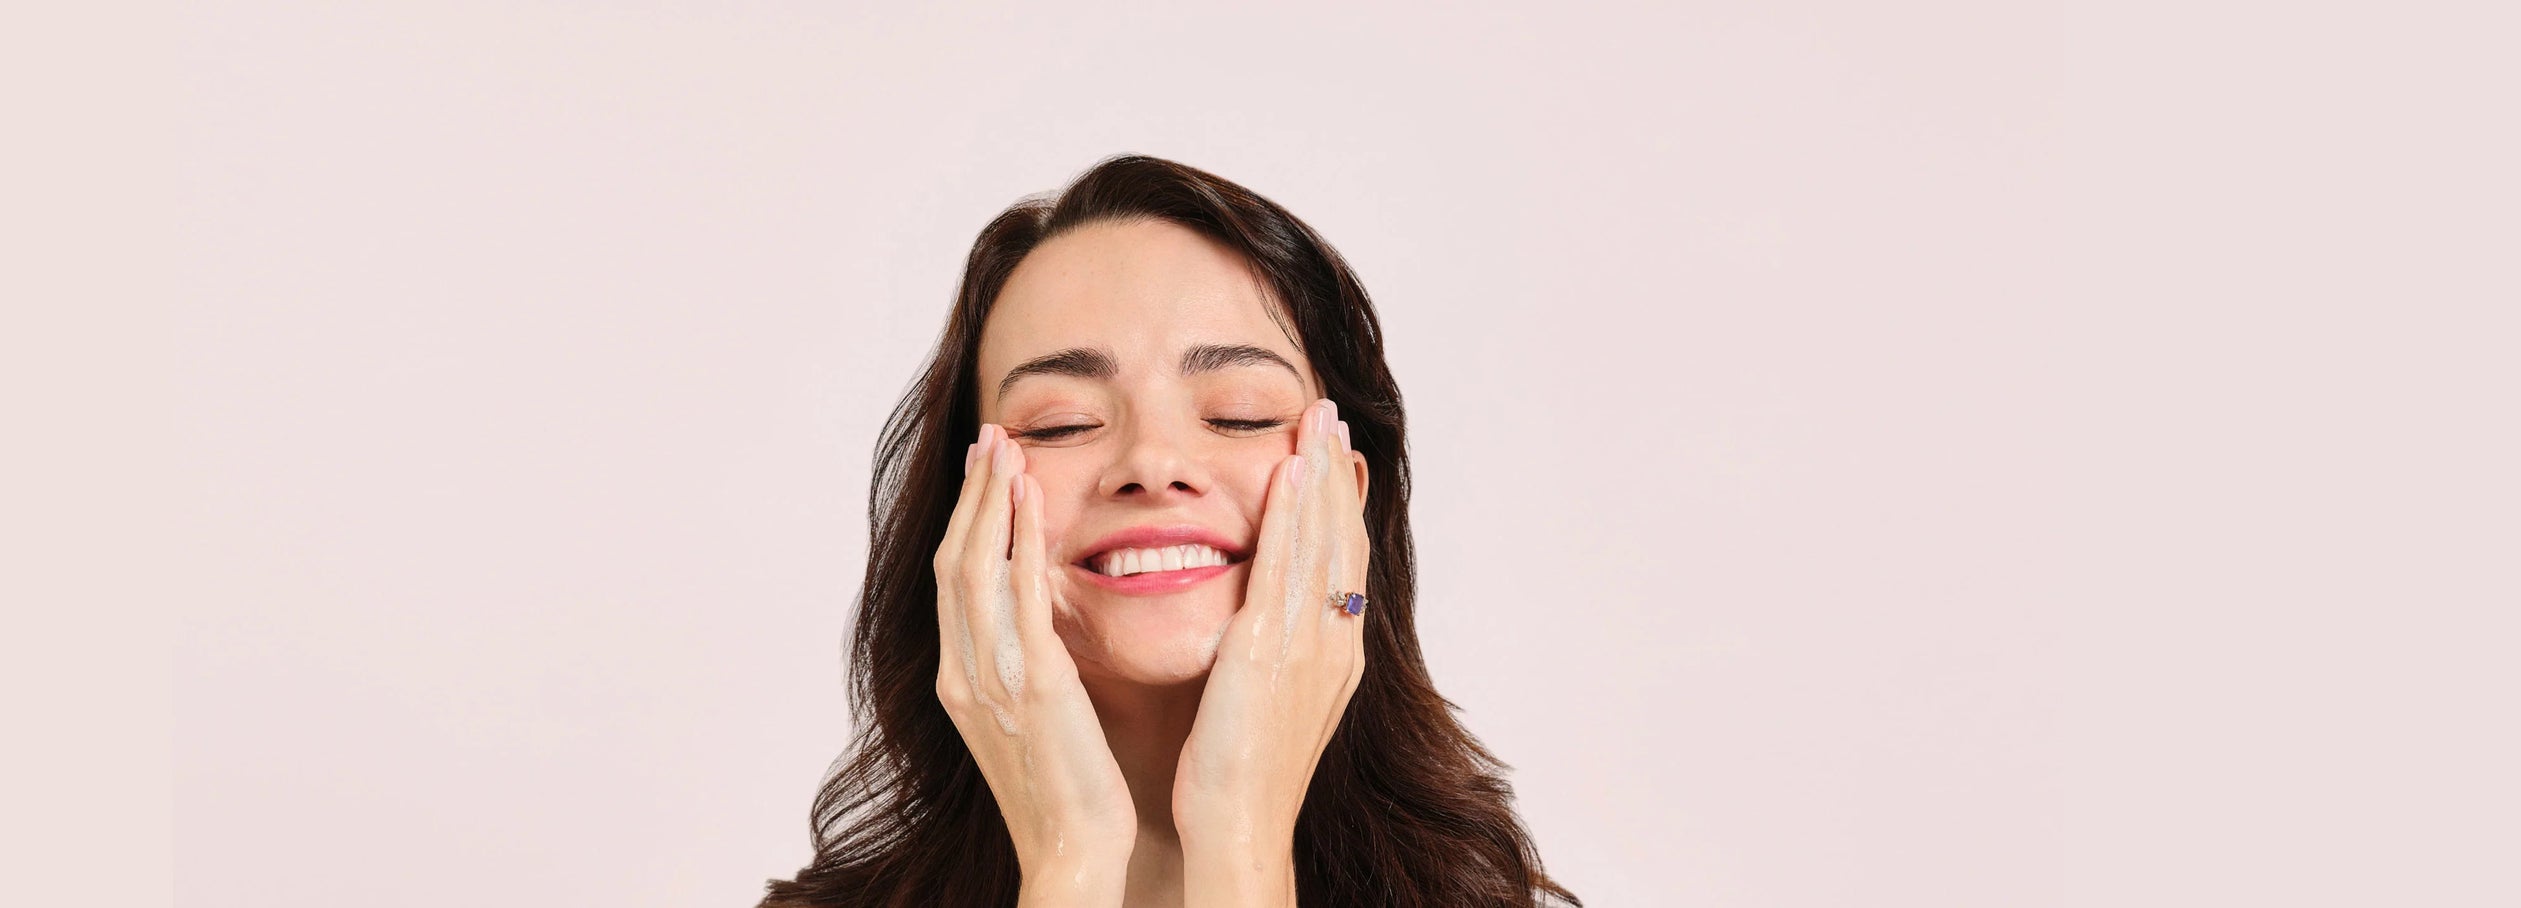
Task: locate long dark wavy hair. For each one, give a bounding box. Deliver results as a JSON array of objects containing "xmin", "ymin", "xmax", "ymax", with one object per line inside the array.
[{"xmin": 759, "ymin": 154, "xmax": 1577, "ymax": 907}]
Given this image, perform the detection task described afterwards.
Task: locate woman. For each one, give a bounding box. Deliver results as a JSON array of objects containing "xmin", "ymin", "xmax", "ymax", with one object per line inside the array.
[{"xmin": 760, "ymin": 155, "xmax": 1577, "ymax": 907}]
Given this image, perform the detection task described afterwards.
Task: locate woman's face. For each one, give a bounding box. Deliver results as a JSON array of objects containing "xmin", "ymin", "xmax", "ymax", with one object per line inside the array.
[{"xmin": 975, "ymin": 218, "xmax": 1321, "ymax": 689}]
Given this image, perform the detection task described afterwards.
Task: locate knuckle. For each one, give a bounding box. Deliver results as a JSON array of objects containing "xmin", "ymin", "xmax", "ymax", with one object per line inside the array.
[{"xmin": 934, "ymin": 674, "xmax": 968, "ymax": 709}]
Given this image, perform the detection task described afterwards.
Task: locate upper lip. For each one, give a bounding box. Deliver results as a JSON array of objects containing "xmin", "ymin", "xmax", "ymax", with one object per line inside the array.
[{"xmin": 1071, "ymin": 524, "xmax": 1250, "ymax": 569}]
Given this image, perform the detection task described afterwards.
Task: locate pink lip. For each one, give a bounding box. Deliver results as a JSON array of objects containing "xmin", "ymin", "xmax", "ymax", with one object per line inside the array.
[{"xmin": 1067, "ymin": 524, "xmax": 1249, "ymax": 598}]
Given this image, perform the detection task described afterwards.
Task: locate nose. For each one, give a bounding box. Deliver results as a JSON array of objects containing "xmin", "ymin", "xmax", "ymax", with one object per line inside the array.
[{"xmin": 1098, "ymin": 415, "xmax": 1212, "ymax": 502}]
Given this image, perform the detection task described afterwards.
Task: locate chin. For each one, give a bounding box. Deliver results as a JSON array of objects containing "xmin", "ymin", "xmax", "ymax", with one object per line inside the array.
[{"xmin": 1056, "ymin": 585, "xmax": 1242, "ymax": 688}]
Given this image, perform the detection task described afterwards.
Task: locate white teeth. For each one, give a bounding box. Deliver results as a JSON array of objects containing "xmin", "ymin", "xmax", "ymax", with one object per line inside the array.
[{"xmin": 1094, "ymin": 544, "xmax": 1230, "ymax": 577}]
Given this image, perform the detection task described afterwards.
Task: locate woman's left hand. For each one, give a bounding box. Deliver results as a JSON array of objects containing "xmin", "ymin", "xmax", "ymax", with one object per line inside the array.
[{"xmin": 1173, "ymin": 397, "xmax": 1371, "ymax": 905}]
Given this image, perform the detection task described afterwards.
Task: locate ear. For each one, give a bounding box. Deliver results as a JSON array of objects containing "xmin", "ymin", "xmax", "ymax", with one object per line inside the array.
[{"xmin": 1348, "ymin": 449, "xmax": 1370, "ymax": 506}]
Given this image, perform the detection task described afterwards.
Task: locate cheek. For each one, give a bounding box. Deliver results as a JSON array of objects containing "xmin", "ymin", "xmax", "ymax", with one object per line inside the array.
[
  {"xmin": 1228, "ymin": 450, "xmax": 1287, "ymax": 521},
  {"xmin": 1029, "ymin": 465, "xmax": 1094, "ymax": 554}
]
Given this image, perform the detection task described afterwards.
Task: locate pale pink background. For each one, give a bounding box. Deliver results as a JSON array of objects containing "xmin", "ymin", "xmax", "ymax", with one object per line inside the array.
[{"xmin": 80, "ymin": 1, "xmax": 2512, "ymax": 906}]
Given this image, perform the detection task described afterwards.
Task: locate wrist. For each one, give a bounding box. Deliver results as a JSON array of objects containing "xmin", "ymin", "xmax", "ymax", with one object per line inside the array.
[
  {"xmin": 1181, "ymin": 835, "xmax": 1295, "ymax": 908},
  {"xmin": 1015, "ymin": 826, "xmax": 1134, "ymax": 908},
  {"xmin": 1016, "ymin": 849, "xmax": 1133, "ymax": 908}
]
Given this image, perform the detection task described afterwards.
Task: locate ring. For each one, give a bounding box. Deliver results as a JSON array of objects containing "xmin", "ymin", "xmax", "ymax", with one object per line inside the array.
[{"xmin": 1327, "ymin": 591, "xmax": 1367, "ymax": 617}]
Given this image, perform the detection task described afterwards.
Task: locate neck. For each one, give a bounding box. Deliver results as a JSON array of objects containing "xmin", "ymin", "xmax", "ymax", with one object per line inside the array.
[{"xmin": 1082, "ymin": 676, "xmax": 1204, "ymax": 908}]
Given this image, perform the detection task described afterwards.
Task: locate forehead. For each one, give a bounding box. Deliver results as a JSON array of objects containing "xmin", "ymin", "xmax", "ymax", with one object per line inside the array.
[{"xmin": 978, "ymin": 219, "xmax": 1311, "ymax": 399}]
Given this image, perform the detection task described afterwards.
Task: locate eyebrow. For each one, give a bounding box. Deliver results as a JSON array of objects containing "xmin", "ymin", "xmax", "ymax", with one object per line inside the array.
[
  {"xmin": 1180, "ymin": 343, "xmax": 1299, "ymax": 378},
  {"xmin": 995, "ymin": 343, "xmax": 1300, "ymax": 400}
]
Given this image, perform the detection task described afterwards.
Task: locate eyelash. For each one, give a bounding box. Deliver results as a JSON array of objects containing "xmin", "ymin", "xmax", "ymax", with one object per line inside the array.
[{"xmin": 1012, "ymin": 418, "xmax": 1286, "ymax": 441}]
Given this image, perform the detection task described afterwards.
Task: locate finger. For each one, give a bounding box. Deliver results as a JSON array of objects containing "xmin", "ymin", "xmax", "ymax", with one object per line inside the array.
[
  {"xmin": 939, "ymin": 427, "xmax": 998, "ymax": 565},
  {"xmin": 972, "ymin": 429, "xmax": 1020, "ymax": 563},
  {"xmin": 1235, "ymin": 450, "xmax": 1305, "ymax": 664},
  {"xmin": 963, "ymin": 431, "xmax": 1024, "ymax": 706},
  {"xmin": 1333, "ymin": 425, "xmax": 1367, "ymax": 601},
  {"xmin": 1321, "ymin": 436, "xmax": 1371, "ymax": 746},
  {"xmin": 1343, "ymin": 446, "xmax": 1373, "ymax": 641},
  {"xmin": 1297, "ymin": 400, "xmax": 1340, "ymax": 645},
  {"xmin": 1321, "ymin": 443, "xmax": 1361, "ymax": 746},
  {"xmin": 1326, "ymin": 422, "xmax": 1370, "ymax": 693},
  {"xmin": 1340, "ymin": 446, "xmax": 1372, "ymax": 681},
  {"xmin": 935, "ymin": 428, "xmax": 998, "ymax": 689},
  {"xmin": 1008, "ymin": 470, "xmax": 1063, "ymax": 673}
]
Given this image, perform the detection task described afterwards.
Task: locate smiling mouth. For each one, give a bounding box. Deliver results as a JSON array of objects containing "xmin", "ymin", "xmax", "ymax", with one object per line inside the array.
[{"xmin": 1077, "ymin": 543, "xmax": 1247, "ymax": 578}]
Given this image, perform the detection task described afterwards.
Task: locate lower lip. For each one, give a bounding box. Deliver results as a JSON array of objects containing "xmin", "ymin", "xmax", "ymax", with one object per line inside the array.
[{"xmin": 1068, "ymin": 561, "xmax": 1239, "ymax": 596}]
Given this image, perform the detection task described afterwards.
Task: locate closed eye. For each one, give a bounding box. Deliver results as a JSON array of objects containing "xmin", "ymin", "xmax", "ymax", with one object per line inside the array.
[
  {"xmin": 1010, "ymin": 418, "xmax": 1287, "ymax": 442},
  {"xmin": 1010, "ymin": 424, "xmax": 1090, "ymax": 441},
  {"xmin": 1208, "ymin": 418, "xmax": 1287, "ymax": 433}
]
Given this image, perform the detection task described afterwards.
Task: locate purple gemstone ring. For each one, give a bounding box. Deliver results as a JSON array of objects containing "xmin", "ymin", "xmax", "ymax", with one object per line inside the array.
[{"xmin": 1328, "ymin": 591, "xmax": 1367, "ymax": 617}]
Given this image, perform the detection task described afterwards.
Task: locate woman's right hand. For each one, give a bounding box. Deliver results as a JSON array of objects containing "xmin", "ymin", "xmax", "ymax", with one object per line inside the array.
[{"xmin": 934, "ymin": 423, "xmax": 1135, "ymax": 905}]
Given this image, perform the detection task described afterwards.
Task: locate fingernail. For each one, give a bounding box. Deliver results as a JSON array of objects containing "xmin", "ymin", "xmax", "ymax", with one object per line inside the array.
[
  {"xmin": 1011, "ymin": 473, "xmax": 1026, "ymax": 507},
  {"xmin": 965, "ymin": 442, "xmax": 978, "ymax": 471},
  {"xmin": 1335, "ymin": 421, "xmax": 1350, "ymax": 450},
  {"xmin": 994, "ymin": 432, "xmax": 1016, "ymax": 470},
  {"xmin": 1289, "ymin": 454, "xmax": 1305, "ymax": 481}
]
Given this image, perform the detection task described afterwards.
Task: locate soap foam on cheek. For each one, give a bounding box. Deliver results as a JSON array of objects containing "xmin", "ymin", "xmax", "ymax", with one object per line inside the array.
[
  {"xmin": 1203, "ymin": 620, "xmax": 1231, "ymax": 658},
  {"xmin": 1162, "ymin": 616, "xmax": 1233, "ymax": 678},
  {"xmin": 1050, "ymin": 591, "xmax": 1122, "ymax": 680}
]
